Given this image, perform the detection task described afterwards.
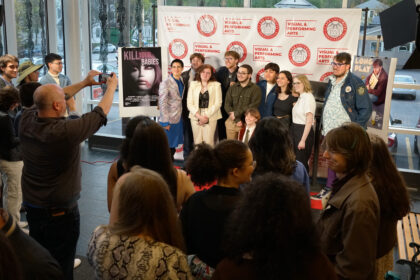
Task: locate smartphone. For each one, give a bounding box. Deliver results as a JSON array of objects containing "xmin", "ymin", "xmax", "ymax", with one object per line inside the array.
[{"xmin": 99, "ymin": 73, "xmax": 112, "ymax": 83}]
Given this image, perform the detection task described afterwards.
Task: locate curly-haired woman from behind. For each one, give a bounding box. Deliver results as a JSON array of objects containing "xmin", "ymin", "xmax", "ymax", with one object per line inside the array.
[
  {"xmin": 181, "ymin": 140, "xmax": 254, "ymax": 272},
  {"xmin": 88, "ymin": 167, "xmax": 193, "ymax": 279},
  {"xmin": 212, "ymin": 173, "xmax": 337, "ymax": 280},
  {"xmin": 369, "ymin": 134, "xmax": 410, "ymax": 279}
]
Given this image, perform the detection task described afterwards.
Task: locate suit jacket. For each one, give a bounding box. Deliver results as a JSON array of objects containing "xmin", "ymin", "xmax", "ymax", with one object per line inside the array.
[
  {"xmin": 187, "ymin": 81, "xmax": 222, "ymax": 121},
  {"xmin": 317, "ymin": 174, "xmax": 379, "ymax": 280},
  {"xmin": 181, "ymin": 69, "xmax": 194, "ymax": 119},
  {"xmin": 159, "ymin": 76, "xmax": 183, "ymax": 124},
  {"xmin": 39, "ymin": 72, "xmax": 72, "ymax": 88},
  {"xmin": 257, "ymin": 80, "xmax": 278, "ymax": 118},
  {"xmin": 238, "ymin": 126, "xmax": 255, "ymax": 142}
]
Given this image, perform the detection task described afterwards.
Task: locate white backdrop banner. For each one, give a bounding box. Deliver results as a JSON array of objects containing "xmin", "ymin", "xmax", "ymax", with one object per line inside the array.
[{"xmin": 158, "ymin": 6, "xmax": 362, "ymax": 82}]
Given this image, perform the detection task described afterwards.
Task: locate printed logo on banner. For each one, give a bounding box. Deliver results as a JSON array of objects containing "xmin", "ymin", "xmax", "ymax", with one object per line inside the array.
[
  {"xmin": 256, "ymin": 68, "xmax": 265, "ymax": 83},
  {"xmin": 257, "ymin": 16, "xmax": 279, "ymax": 39},
  {"xmin": 169, "ymin": 39, "xmax": 188, "ymax": 59},
  {"xmin": 227, "ymin": 41, "xmax": 247, "ymax": 62},
  {"xmin": 320, "ymin": 72, "xmax": 333, "ymax": 82},
  {"xmin": 323, "ymin": 17, "xmax": 347, "ymax": 41},
  {"xmin": 288, "ymin": 44, "xmax": 311, "ymax": 67},
  {"xmin": 197, "ymin": 15, "xmax": 217, "ymax": 37}
]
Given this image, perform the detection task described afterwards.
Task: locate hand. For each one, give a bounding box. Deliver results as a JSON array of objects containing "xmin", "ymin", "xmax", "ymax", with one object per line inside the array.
[
  {"xmin": 229, "ymin": 112, "xmax": 235, "ymax": 121},
  {"xmin": 298, "ymin": 140, "xmax": 305, "ymax": 150},
  {"xmin": 106, "ymin": 73, "xmax": 118, "ymax": 89},
  {"xmin": 230, "ymin": 81, "xmax": 236, "ymax": 86},
  {"xmin": 236, "ymin": 121, "xmax": 242, "ymax": 127},
  {"xmin": 163, "ymin": 125, "xmax": 170, "ymax": 131},
  {"xmin": 201, "ymin": 115, "xmax": 209, "ymax": 124},
  {"xmin": 83, "ymin": 70, "xmax": 102, "ymax": 86}
]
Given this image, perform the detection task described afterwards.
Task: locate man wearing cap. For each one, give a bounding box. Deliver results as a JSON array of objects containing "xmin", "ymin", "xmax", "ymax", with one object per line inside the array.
[
  {"xmin": 0, "ymin": 54, "xmax": 19, "ymax": 88},
  {"xmin": 40, "ymin": 53, "xmax": 71, "ymax": 87},
  {"xmin": 17, "ymin": 61, "xmax": 43, "ymax": 87}
]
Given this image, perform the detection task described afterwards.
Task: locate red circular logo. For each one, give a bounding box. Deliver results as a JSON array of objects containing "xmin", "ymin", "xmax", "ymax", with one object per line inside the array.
[
  {"xmin": 256, "ymin": 68, "xmax": 265, "ymax": 83},
  {"xmin": 288, "ymin": 44, "xmax": 311, "ymax": 67},
  {"xmin": 257, "ymin": 16, "xmax": 279, "ymax": 39},
  {"xmin": 197, "ymin": 15, "xmax": 217, "ymax": 37},
  {"xmin": 320, "ymin": 71, "xmax": 333, "ymax": 82},
  {"xmin": 323, "ymin": 17, "xmax": 347, "ymax": 41},
  {"xmin": 169, "ymin": 39, "xmax": 188, "ymax": 59},
  {"xmin": 226, "ymin": 41, "xmax": 247, "ymax": 63}
]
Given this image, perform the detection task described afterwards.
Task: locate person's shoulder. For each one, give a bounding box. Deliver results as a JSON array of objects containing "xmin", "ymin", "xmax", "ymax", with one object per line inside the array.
[
  {"xmin": 257, "ymin": 80, "xmax": 266, "ymax": 86},
  {"xmin": 348, "ymin": 72, "xmax": 364, "ymax": 85},
  {"xmin": 216, "ymin": 66, "xmax": 228, "ymax": 73}
]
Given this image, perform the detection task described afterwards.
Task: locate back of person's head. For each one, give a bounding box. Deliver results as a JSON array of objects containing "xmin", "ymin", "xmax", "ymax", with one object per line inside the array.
[
  {"xmin": 369, "ymin": 134, "xmax": 410, "ymax": 219},
  {"xmin": 120, "ymin": 116, "xmax": 151, "ymax": 162},
  {"xmin": 19, "ymin": 82, "xmax": 41, "ymax": 108},
  {"xmin": 324, "ymin": 122, "xmax": 371, "ymax": 176},
  {"xmin": 0, "ymin": 230, "xmax": 23, "ymax": 280},
  {"xmin": 249, "ymin": 117, "xmax": 295, "ymax": 176},
  {"xmin": 185, "ymin": 140, "xmax": 249, "ymax": 186},
  {"xmin": 0, "ymin": 54, "xmax": 18, "ymax": 74},
  {"xmin": 109, "ymin": 167, "xmax": 185, "ymax": 250},
  {"xmin": 334, "ymin": 52, "xmax": 351, "ymax": 65},
  {"xmin": 126, "ymin": 119, "xmax": 177, "ymax": 199},
  {"xmin": 0, "ymin": 86, "xmax": 19, "ymax": 111},
  {"xmin": 223, "ymin": 173, "xmax": 319, "ymax": 279},
  {"xmin": 264, "ymin": 62, "xmax": 279, "ymax": 73},
  {"xmin": 44, "ymin": 53, "xmax": 62, "ymax": 69}
]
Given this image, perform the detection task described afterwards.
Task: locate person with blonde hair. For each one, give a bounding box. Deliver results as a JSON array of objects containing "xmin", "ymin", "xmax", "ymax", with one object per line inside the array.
[
  {"xmin": 291, "ymin": 74, "xmax": 316, "ymax": 171},
  {"xmin": 89, "ymin": 167, "xmax": 193, "ymax": 279}
]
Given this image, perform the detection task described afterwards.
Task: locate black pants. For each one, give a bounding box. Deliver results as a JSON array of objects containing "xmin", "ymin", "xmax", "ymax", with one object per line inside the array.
[
  {"xmin": 291, "ymin": 123, "xmax": 314, "ymax": 172},
  {"xmin": 26, "ymin": 205, "xmax": 80, "ymax": 280},
  {"xmin": 182, "ymin": 117, "xmax": 194, "ymax": 161}
]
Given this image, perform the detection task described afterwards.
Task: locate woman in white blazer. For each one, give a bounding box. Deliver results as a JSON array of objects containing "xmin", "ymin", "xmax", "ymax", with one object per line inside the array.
[{"xmin": 187, "ymin": 64, "xmax": 222, "ymax": 147}]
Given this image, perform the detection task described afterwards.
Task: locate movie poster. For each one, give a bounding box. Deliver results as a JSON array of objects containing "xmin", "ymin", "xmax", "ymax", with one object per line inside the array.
[
  {"xmin": 119, "ymin": 47, "xmax": 162, "ymax": 117},
  {"xmin": 352, "ymin": 56, "xmax": 391, "ymax": 130}
]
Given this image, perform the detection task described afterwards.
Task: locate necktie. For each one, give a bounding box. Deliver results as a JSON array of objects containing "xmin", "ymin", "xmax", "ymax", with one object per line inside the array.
[{"xmin": 244, "ymin": 129, "xmax": 250, "ymax": 144}]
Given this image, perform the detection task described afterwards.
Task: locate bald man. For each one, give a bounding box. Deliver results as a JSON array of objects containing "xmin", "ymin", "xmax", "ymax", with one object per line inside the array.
[{"xmin": 19, "ymin": 71, "xmax": 117, "ymax": 280}]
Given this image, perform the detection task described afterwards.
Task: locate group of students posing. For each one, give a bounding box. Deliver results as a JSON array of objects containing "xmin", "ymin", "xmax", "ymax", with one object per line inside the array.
[
  {"xmin": 95, "ymin": 114, "xmax": 410, "ymax": 280},
  {"xmin": 158, "ymin": 51, "xmax": 316, "ymax": 172}
]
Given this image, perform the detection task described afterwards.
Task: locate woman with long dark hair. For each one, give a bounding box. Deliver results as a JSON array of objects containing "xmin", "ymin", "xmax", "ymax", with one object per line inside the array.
[
  {"xmin": 107, "ymin": 115, "xmax": 148, "ymax": 211},
  {"xmin": 272, "ymin": 70, "xmax": 298, "ymax": 127},
  {"xmin": 187, "ymin": 64, "xmax": 222, "ymax": 146},
  {"xmin": 318, "ymin": 123, "xmax": 380, "ymax": 279},
  {"xmin": 369, "ymin": 134, "xmax": 410, "ymax": 279},
  {"xmin": 249, "ymin": 117, "xmax": 310, "ymax": 193},
  {"xmin": 181, "ymin": 140, "xmax": 254, "ymax": 271},
  {"xmin": 108, "ymin": 117, "xmax": 195, "ymax": 212},
  {"xmin": 88, "ymin": 167, "xmax": 193, "ymax": 279},
  {"xmin": 212, "ymin": 173, "xmax": 337, "ymax": 280}
]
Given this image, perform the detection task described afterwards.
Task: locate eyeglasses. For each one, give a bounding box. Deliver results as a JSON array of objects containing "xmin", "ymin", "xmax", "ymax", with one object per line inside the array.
[
  {"xmin": 293, "ymin": 82, "xmax": 302, "ymax": 85},
  {"xmin": 331, "ymin": 62, "xmax": 347, "ymax": 67},
  {"xmin": 237, "ymin": 72, "xmax": 249, "ymax": 75}
]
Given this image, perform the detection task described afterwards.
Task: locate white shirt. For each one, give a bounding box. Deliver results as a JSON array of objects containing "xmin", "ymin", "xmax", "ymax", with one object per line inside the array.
[
  {"xmin": 48, "ymin": 71, "xmax": 60, "ymax": 85},
  {"xmin": 241, "ymin": 125, "xmax": 256, "ymax": 143},
  {"xmin": 292, "ymin": 92, "xmax": 316, "ymax": 125},
  {"xmin": 266, "ymin": 83, "xmax": 275, "ymax": 99}
]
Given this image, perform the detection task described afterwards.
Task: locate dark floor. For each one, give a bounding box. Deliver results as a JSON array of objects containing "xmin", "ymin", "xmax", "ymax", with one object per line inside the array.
[{"xmin": 70, "ymin": 144, "xmax": 420, "ymax": 279}]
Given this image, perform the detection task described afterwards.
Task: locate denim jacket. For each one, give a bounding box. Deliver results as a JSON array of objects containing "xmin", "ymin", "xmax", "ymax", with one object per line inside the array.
[{"xmin": 324, "ymin": 72, "xmax": 372, "ymax": 129}]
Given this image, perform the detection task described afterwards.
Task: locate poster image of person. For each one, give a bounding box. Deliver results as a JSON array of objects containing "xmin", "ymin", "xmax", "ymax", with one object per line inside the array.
[
  {"xmin": 352, "ymin": 56, "xmax": 390, "ymax": 130},
  {"xmin": 122, "ymin": 47, "xmax": 162, "ymax": 107}
]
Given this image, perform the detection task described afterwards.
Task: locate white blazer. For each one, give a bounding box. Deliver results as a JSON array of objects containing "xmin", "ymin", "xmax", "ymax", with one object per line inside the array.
[{"xmin": 187, "ymin": 81, "xmax": 222, "ymax": 121}]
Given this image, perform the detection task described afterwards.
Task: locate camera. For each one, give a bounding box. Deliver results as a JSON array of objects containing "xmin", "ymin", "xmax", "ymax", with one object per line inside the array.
[{"xmin": 99, "ymin": 73, "xmax": 112, "ymax": 83}]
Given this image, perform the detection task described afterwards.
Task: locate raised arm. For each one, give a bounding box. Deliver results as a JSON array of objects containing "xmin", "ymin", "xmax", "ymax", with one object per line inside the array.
[{"xmin": 63, "ymin": 70, "xmax": 102, "ymax": 99}]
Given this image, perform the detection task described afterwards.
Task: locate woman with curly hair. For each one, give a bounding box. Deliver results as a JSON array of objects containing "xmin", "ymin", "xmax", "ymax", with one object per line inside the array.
[
  {"xmin": 249, "ymin": 117, "xmax": 310, "ymax": 193},
  {"xmin": 89, "ymin": 167, "xmax": 193, "ymax": 279},
  {"xmin": 369, "ymin": 134, "xmax": 410, "ymax": 279},
  {"xmin": 181, "ymin": 140, "xmax": 254, "ymax": 271},
  {"xmin": 272, "ymin": 70, "xmax": 298, "ymax": 127},
  {"xmin": 212, "ymin": 173, "xmax": 337, "ymax": 280}
]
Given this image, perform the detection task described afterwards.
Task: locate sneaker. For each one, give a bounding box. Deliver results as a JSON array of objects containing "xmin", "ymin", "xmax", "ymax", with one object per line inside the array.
[
  {"xmin": 312, "ymin": 187, "xmax": 330, "ymax": 200},
  {"xmin": 17, "ymin": 221, "xmax": 28, "ymax": 228},
  {"xmin": 74, "ymin": 258, "xmax": 81, "ymax": 269}
]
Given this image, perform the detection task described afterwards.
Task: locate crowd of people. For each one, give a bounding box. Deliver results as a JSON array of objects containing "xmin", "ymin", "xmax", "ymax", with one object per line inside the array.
[{"xmin": 0, "ymin": 49, "xmax": 412, "ymax": 280}]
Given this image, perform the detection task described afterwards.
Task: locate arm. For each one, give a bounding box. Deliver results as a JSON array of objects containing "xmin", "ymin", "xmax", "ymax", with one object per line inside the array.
[
  {"xmin": 97, "ymin": 73, "xmax": 118, "ymax": 115},
  {"xmin": 159, "ymin": 79, "xmax": 171, "ymax": 127},
  {"xmin": 224, "ymin": 87, "xmax": 234, "ymax": 117},
  {"xmin": 354, "ymin": 83, "xmax": 372, "ymax": 128},
  {"xmin": 205, "ymin": 83, "xmax": 223, "ymax": 119},
  {"xmin": 0, "ymin": 116, "xmax": 19, "ymax": 149},
  {"xmin": 187, "ymin": 83, "xmax": 198, "ymax": 119},
  {"xmin": 107, "ymin": 162, "xmax": 118, "ymax": 212},
  {"xmin": 298, "ymin": 112, "xmax": 314, "ymax": 150},
  {"xmin": 335, "ymin": 200, "xmax": 379, "ymax": 279},
  {"xmin": 368, "ymin": 73, "xmax": 388, "ymax": 97},
  {"xmin": 62, "ymin": 70, "xmax": 102, "ymax": 99}
]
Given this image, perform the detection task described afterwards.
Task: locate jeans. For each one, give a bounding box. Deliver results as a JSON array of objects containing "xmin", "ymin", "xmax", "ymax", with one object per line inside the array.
[
  {"xmin": 26, "ymin": 204, "xmax": 80, "ymax": 280},
  {"xmin": 0, "ymin": 160, "xmax": 23, "ymax": 222}
]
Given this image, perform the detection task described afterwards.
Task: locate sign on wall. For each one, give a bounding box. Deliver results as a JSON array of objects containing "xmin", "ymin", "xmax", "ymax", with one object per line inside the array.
[{"xmin": 158, "ymin": 6, "xmax": 362, "ymax": 81}]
